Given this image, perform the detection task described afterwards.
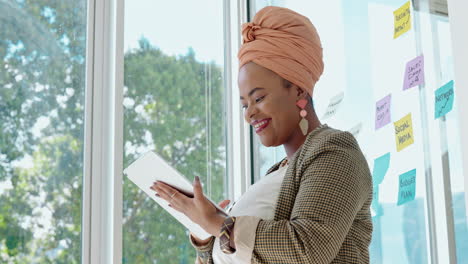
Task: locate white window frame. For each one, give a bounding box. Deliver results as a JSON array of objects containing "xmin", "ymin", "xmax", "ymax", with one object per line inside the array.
[
  {"xmin": 225, "ymin": 0, "xmax": 253, "ymax": 201},
  {"xmin": 82, "ymin": 0, "xmax": 124, "ymax": 263}
]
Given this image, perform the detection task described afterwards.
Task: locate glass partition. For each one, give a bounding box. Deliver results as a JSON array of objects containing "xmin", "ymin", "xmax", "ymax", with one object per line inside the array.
[{"xmin": 252, "ymin": 0, "xmax": 467, "ymax": 262}]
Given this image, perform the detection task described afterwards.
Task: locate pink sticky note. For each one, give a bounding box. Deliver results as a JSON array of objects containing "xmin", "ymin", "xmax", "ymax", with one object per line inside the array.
[
  {"xmin": 375, "ymin": 94, "xmax": 391, "ymax": 130},
  {"xmin": 403, "ymin": 55, "xmax": 425, "ymax": 90}
]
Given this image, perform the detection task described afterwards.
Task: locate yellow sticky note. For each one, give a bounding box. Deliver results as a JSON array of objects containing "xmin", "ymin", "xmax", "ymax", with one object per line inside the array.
[
  {"xmin": 394, "ymin": 113, "xmax": 414, "ymax": 152},
  {"xmin": 394, "ymin": 1, "xmax": 412, "ymax": 39}
]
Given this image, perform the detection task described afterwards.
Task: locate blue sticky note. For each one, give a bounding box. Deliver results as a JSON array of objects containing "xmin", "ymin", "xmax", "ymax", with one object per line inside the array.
[
  {"xmin": 397, "ymin": 169, "xmax": 416, "ymax": 206},
  {"xmin": 371, "ymin": 186, "xmax": 383, "ymax": 218},
  {"xmin": 372, "ymin": 153, "xmax": 390, "ymax": 186},
  {"xmin": 435, "ymin": 80, "xmax": 455, "ymax": 119}
]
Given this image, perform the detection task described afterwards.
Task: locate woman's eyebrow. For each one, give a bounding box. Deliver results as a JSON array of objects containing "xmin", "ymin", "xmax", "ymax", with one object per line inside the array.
[{"xmin": 240, "ymin": 87, "xmax": 265, "ymax": 100}]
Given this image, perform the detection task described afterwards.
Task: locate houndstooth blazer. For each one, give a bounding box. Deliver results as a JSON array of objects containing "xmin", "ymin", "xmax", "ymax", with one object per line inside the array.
[{"xmin": 191, "ymin": 124, "xmax": 373, "ymax": 263}]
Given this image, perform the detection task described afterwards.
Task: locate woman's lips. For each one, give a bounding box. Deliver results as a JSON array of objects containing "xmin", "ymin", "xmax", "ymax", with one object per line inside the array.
[{"xmin": 253, "ymin": 119, "xmax": 271, "ymax": 133}]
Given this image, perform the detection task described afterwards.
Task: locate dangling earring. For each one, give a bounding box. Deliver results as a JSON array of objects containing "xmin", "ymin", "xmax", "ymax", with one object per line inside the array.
[{"xmin": 296, "ymin": 99, "xmax": 309, "ymax": 136}]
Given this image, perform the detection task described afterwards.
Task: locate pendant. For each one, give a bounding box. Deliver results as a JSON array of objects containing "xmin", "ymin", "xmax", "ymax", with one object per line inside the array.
[{"xmin": 299, "ymin": 118, "xmax": 309, "ymax": 135}]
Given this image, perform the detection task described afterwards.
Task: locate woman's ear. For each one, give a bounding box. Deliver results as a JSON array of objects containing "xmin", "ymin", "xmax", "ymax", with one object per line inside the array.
[{"xmin": 295, "ymin": 85, "xmax": 307, "ymax": 99}]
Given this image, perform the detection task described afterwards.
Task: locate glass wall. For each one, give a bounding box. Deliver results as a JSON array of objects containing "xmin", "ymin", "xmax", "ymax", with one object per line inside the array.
[
  {"xmin": 122, "ymin": 0, "xmax": 228, "ymax": 263},
  {"xmin": 252, "ymin": 0, "xmax": 467, "ymax": 263},
  {"xmin": 0, "ymin": 0, "xmax": 87, "ymax": 263}
]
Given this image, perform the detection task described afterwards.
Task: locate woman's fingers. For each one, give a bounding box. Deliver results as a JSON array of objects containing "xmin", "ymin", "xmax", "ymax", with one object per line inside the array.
[
  {"xmin": 152, "ymin": 182, "xmax": 189, "ymax": 210},
  {"xmin": 152, "ymin": 182, "xmax": 173, "ymax": 201}
]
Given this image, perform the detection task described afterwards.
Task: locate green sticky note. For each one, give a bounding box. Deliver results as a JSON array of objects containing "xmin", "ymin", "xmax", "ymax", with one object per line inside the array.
[
  {"xmin": 435, "ymin": 80, "xmax": 455, "ymax": 119},
  {"xmin": 372, "ymin": 153, "xmax": 390, "ymax": 186},
  {"xmin": 397, "ymin": 169, "xmax": 416, "ymax": 206}
]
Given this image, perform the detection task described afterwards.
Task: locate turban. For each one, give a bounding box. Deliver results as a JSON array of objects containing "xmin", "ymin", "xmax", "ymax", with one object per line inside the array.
[{"xmin": 238, "ymin": 6, "xmax": 324, "ymax": 97}]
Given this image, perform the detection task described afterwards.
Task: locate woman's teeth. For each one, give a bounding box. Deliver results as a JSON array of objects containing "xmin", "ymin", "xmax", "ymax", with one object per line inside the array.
[{"xmin": 254, "ymin": 120, "xmax": 268, "ymax": 128}]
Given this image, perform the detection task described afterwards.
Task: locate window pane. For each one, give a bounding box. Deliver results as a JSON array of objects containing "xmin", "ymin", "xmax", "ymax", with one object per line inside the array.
[
  {"xmin": 123, "ymin": 1, "xmax": 227, "ymax": 262},
  {"xmin": 0, "ymin": 0, "xmax": 87, "ymax": 262}
]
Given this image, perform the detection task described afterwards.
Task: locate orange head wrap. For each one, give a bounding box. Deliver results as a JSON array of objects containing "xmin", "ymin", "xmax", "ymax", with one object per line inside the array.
[{"xmin": 238, "ymin": 6, "xmax": 324, "ymax": 97}]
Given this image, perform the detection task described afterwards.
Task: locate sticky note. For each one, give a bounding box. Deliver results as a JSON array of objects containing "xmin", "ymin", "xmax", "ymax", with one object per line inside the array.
[
  {"xmin": 394, "ymin": 1, "xmax": 412, "ymax": 39},
  {"xmin": 348, "ymin": 123, "xmax": 363, "ymax": 138},
  {"xmin": 372, "ymin": 153, "xmax": 390, "ymax": 186},
  {"xmin": 435, "ymin": 80, "xmax": 455, "ymax": 119},
  {"xmin": 322, "ymin": 92, "xmax": 344, "ymax": 120},
  {"xmin": 403, "ymin": 55, "xmax": 425, "ymax": 90},
  {"xmin": 375, "ymin": 95, "xmax": 391, "ymax": 129},
  {"xmin": 397, "ymin": 169, "xmax": 416, "ymax": 206},
  {"xmin": 394, "ymin": 113, "xmax": 414, "ymax": 152}
]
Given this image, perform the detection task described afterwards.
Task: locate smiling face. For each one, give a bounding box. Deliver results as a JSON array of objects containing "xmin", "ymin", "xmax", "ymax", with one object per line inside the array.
[{"xmin": 239, "ymin": 62, "xmax": 307, "ymax": 147}]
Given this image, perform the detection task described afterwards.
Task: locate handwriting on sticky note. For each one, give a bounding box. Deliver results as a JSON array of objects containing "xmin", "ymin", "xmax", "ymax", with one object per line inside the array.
[
  {"xmin": 397, "ymin": 169, "xmax": 416, "ymax": 206},
  {"xmin": 394, "ymin": 113, "xmax": 414, "ymax": 152},
  {"xmin": 403, "ymin": 55, "xmax": 425, "ymax": 90},
  {"xmin": 375, "ymin": 95, "xmax": 391, "ymax": 130},
  {"xmin": 372, "ymin": 153, "xmax": 390, "ymax": 186},
  {"xmin": 348, "ymin": 123, "xmax": 363, "ymax": 138},
  {"xmin": 435, "ymin": 80, "xmax": 455, "ymax": 119},
  {"xmin": 322, "ymin": 92, "xmax": 344, "ymax": 120},
  {"xmin": 394, "ymin": 1, "xmax": 411, "ymax": 39}
]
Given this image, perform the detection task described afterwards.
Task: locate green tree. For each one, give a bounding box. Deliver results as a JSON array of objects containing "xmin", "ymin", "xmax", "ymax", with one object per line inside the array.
[
  {"xmin": 122, "ymin": 38, "xmax": 226, "ymax": 263},
  {"xmin": 1, "ymin": 0, "xmax": 86, "ymax": 262}
]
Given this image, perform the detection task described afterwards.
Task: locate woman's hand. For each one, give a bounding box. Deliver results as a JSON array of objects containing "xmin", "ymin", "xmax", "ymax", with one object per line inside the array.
[
  {"xmin": 150, "ymin": 176, "xmax": 228, "ymax": 237},
  {"xmin": 191, "ymin": 199, "xmax": 231, "ymax": 245}
]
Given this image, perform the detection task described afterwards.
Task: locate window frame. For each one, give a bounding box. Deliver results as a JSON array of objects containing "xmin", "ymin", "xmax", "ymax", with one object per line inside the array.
[
  {"xmin": 224, "ymin": 0, "xmax": 253, "ymax": 201},
  {"xmin": 82, "ymin": 0, "xmax": 124, "ymax": 263}
]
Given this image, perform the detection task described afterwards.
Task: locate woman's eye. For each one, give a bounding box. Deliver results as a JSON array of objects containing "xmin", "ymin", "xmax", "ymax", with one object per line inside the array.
[
  {"xmin": 242, "ymin": 105, "xmax": 248, "ymax": 110},
  {"xmin": 255, "ymin": 96, "xmax": 265, "ymax": 103}
]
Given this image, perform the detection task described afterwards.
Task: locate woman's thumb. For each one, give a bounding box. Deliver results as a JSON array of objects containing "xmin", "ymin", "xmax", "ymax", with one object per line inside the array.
[{"xmin": 193, "ymin": 176, "xmax": 203, "ymax": 198}]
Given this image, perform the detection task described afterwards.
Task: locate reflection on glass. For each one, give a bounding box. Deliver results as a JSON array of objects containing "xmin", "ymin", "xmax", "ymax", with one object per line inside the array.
[
  {"xmin": 123, "ymin": 1, "xmax": 227, "ymax": 262},
  {"xmin": 0, "ymin": 0, "xmax": 87, "ymax": 262}
]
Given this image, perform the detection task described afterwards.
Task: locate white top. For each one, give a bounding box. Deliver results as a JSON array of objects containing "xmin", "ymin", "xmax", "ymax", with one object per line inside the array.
[{"xmin": 212, "ymin": 164, "xmax": 289, "ymax": 263}]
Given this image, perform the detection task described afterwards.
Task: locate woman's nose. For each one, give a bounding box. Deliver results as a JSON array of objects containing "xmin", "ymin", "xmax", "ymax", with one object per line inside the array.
[{"xmin": 245, "ymin": 104, "xmax": 258, "ymax": 122}]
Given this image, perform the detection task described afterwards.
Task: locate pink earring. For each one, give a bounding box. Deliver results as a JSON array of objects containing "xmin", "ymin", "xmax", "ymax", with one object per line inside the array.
[{"xmin": 296, "ymin": 99, "xmax": 309, "ymax": 136}]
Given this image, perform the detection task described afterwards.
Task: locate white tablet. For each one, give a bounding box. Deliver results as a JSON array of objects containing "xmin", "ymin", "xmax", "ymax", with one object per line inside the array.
[{"xmin": 124, "ymin": 151, "xmax": 226, "ymax": 240}]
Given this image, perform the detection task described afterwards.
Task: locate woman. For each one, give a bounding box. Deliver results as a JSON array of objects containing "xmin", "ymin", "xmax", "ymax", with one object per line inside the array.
[{"xmin": 151, "ymin": 6, "xmax": 373, "ymax": 264}]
